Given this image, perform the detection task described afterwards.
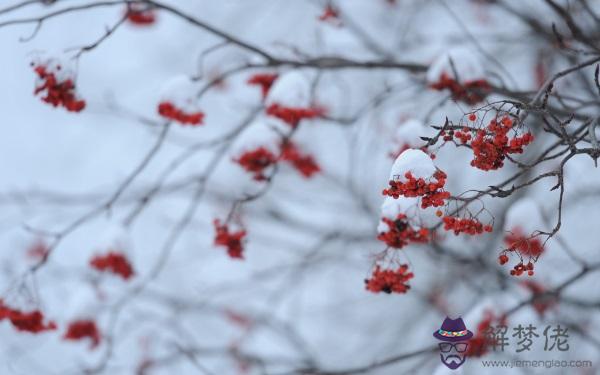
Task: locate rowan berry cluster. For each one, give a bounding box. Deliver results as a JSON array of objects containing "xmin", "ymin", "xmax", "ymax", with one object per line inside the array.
[
  {"xmin": 32, "ymin": 63, "xmax": 86, "ymax": 112},
  {"xmin": 382, "ymin": 170, "xmax": 450, "ymax": 208},
  {"xmin": 504, "ymin": 229, "xmax": 544, "ymax": 257},
  {"xmin": 125, "ymin": 4, "xmax": 156, "ymax": 25},
  {"xmin": 157, "ymin": 101, "xmax": 204, "ymax": 125},
  {"xmin": 377, "ymin": 214, "xmax": 429, "ymax": 249},
  {"xmin": 510, "ymin": 261, "xmax": 535, "ymax": 277},
  {"xmin": 442, "ymin": 216, "xmax": 493, "ymax": 235},
  {"xmin": 247, "ymin": 73, "xmax": 278, "ymax": 99},
  {"xmin": 63, "ymin": 319, "xmax": 101, "ymax": 349},
  {"xmin": 280, "ymin": 141, "xmax": 321, "ymax": 178},
  {"xmin": 0, "ymin": 301, "xmax": 56, "ymax": 333},
  {"xmin": 265, "ymin": 103, "xmax": 324, "ymax": 127},
  {"xmin": 90, "ymin": 251, "xmax": 135, "ymax": 280},
  {"xmin": 429, "ymin": 72, "xmax": 491, "ymax": 105},
  {"xmin": 465, "ymin": 310, "xmax": 505, "ymax": 357},
  {"xmin": 364, "ymin": 264, "xmax": 414, "ymax": 294},
  {"xmin": 213, "ymin": 219, "xmax": 246, "ymax": 259},
  {"xmin": 234, "ymin": 146, "xmax": 278, "ymax": 181}
]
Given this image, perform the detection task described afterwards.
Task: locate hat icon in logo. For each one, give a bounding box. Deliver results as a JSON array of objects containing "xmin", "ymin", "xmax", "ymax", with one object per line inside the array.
[{"xmin": 433, "ymin": 317, "xmax": 473, "ymax": 369}]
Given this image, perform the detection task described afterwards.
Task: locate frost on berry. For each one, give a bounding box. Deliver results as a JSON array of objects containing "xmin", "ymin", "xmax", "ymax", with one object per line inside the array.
[
  {"xmin": 90, "ymin": 251, "xmax": 135, "ymax": 280},
  {"xmin": 63, "ymin": 319, "xmax": 101, "ymax": 349},
  {"xmin": 427, "ymin": 48, "xmax": 491, "ymax": 105},
  {"xmin": 125, "ymin": 4, "xmax": 157, "ymax": 26},
  {"xmin": 158, "ymin": 76, "xmax": 204, "ymax": 125},
  {"xmin": 442, "ymin": 215, "xmax": 493, "ymax": 235},
  {"xmin": 383, "ymin": 149, "xmax": 450, "ymax": 209},
  {"xmin": 0, "ymin": 300, "xmax": 56, "ymax": 334},
  {"xmin": 31, "ymin": 57, "xmax": 86, "ymax": 112},
  {"xmin": 280, "ymin": 141, "xmax": 321, "ymax": 178},
  {"xmin": 364, "ymin": 264, "xmax": 414, "ymax": 294},
  {"xmin": 234, "ymin": 146, "xmax": 278, "ymax": 181},
  {"xmin": 213, "ymin": 219, "xmax": 246, "ymax": 259},
  {"xmin": 247, "ymin": 73, "xmax": 278, "ymax": 99}
]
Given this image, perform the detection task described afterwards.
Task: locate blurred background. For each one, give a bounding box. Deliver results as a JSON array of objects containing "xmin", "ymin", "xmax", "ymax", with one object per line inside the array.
[{"xmin": 0, "ymin": 0, "xmax": 599, "ymax": 374}]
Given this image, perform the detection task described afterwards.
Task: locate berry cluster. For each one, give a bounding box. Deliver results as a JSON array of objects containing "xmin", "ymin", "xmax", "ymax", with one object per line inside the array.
[
  {"xmin": 0, "ymin": 300, "xmax": 56, "ymax": 333},
  {"xmin": 32, "ymin": 63, "xmax": 86, "ymax": 112},
  {"xmin": 90, "ymin": 251, "xmax": 135, "ymax": 280},
  {"xmin": 234, "ymin": 146, "xmax": 278, "ymax": 181},
  {"xmin": 265, "ymin": 103, "xmax": 324, "ymax": 127},
  {"xmin": 63, "ymin": 319, "xmax": 101, "ymax": 349},
  {"xmin": 429, "ymin": 72, "xmax": 491, "ymax": 105},
  {"xmin": 364, "ymin": 264, "xmax": 414, "ymax": 294},
  {"xmin": 158, "ymin": 101, "xmax": 204, "ymax": 125},
  {"xmin": 213, "ymin": 219, "xmax": 246, "ymax": 259},
  {"xmin": 465, "ymin": 310, "xmax": 505, "ymax": 357},
  {"xmin": 125, "ymin": 4, "xmax": 156, "ymax": 25},
  {"xmin": 382, "ymin": 170, "xmax": 450, "ymax": 208},
  {"xmin": 247, "ymin": 73, "xmax": 278, "ymax": 99},
  {"xmin": 504, "ymin": 229, "xmax": 544, "ymax": 257},
  {"xmin": 442, "ymin": 216, "xmax": 492, "ymax": 235},
  {"xmin": 470, "ymin": 117, "xmax": 534, "ymax": 171},
  {"xmin": 510, "ymin": 261, "xmax": 535, "ymax": 277},
  {"xmin": 377, "ymin": 214, "xmax": 429, "ymax": 249},
  {"xmin": 280, "ymin": 141, "xmax": 321, "ymax": 178}
]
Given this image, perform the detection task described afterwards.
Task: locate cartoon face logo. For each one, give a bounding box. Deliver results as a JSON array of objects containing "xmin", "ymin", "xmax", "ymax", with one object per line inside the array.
[{"xmin": 433, "ymin": 317, "xmax": 473, "ymax": 370}]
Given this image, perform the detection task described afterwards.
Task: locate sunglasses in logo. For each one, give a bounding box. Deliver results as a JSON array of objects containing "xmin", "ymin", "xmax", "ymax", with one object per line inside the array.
[{"xmin": 438, "ymin": 342, "xmax": 468, "ymax": 353}]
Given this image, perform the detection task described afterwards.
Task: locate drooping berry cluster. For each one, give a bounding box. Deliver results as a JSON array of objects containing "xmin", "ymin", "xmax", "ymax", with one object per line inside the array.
[
  {"xmin": 504, "ymin": 229, "xmax": 544, "ymax": 257},
  {"xmin": 364, "ymin": 264, "xmax": 414, "ymax": 294},
  {"xmin": 265, "ymin": 103, "xmax": 324, "ymax": 127},
  {"xmin": 90, "ymin": 251, "xmax": 135, "ymax": 280},
  {"xmin": 247, "ymin": 73, "xmax": 278, "ymax": 99},
  {"xmin": 32, "ymin": 63, "xmax": 86, "ymax": 112},
  {"xmin": 0, "ymin": 300, "xmax": 56, "ymax": 333},
  {"xmin": 377, "ymin": 214, "xmax": 429, "ymax": 249},
  {"xmin": 63, "ymin": 319, "xmax": 101, "ymax": 349},
  {"xmin": 442, "ymin": 216, "xmax": 492, "ymax": 235},
  {"xmin": 234, "ymin": 146, "xmax": 278, "ymax": 181},
  {"xmin": 510, "ymin": 261, "xmax": 535, "ymax": 277},
  {"xmin": 429, "ymin": 72, "xmax": 491, "ymax": 105},
  {"xmin": 382, "ymin": 170, "xmax": 450, "ymax": 208},
  {"xmin": 280, "ymin": 141, "xmax": 321, "ymax": 178},
  {"xmin": 158, "ymin": 101, "xmax": 204, "ymax": 125},
  {"xmin": 213, "ymin": 219, "xmax": 246, "ymax": 259},
  {"xmin": 470, "ymin": 117, "xmax": 534, "ymax": 171},
  {"xmin": 125, "ymin": 4, "xmax": 156, "ymax": 25}
]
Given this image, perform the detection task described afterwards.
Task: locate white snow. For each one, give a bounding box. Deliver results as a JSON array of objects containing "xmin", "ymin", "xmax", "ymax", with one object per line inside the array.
[
  {"xmin": 389, "ymin": 148, "xmax": 436, "ymax": 181},
  {"xmin": 426, "ymin": 47, "xmax": 485, "ymax": 83}
]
